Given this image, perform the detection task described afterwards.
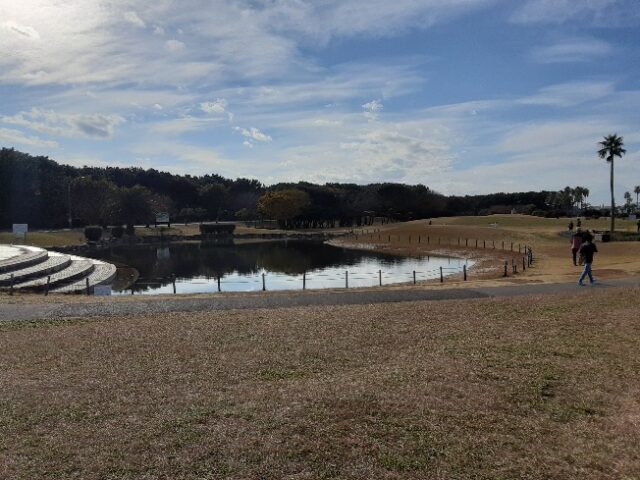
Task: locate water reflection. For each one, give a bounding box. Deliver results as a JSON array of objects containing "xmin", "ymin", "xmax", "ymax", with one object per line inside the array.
[{"xmin": 85, "ymin": 240, "xmax": 470, "ymax": 294}]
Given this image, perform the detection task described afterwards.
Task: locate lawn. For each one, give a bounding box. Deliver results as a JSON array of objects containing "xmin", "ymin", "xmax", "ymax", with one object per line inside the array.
[
  {"xmin": 1, "ymin": 287, "xmax": 639, "ymax": 479},
  {"xmin": 0, "ymin": 230, "xmax": 85, "ymax": 248}
]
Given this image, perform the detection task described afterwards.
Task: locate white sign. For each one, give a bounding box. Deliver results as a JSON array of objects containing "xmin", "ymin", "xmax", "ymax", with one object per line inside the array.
[
  {"xmin": 156, "ymin": 212, "xmax": 170, "ymax": 223},
  {"xmin": 94, "ymin": 285, "xmax": 112, "ymax": 296},
  {"xmin": 629, "ymin": 214, "xmax": 637, "ymax": 221},
  {"xmin": 12, "ymin": 223, "xmax": 28, "ymax": 239}
]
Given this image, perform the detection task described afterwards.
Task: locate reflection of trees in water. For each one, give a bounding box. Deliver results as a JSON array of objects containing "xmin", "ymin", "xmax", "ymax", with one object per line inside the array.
[{"xmin": 87, "ymin": 240, "xmax": 410, "ymax": 292}]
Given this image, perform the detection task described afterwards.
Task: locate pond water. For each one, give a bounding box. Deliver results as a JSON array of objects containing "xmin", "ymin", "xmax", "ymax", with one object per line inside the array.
[{"xmin": 85, "ymin": 240, "xmax": 471, "ymax": 295}]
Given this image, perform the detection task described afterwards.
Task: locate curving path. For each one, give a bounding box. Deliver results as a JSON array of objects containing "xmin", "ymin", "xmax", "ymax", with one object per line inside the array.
[{"xmin": 1, "ymin": 276, "xmax": 639, "ymax": 322}]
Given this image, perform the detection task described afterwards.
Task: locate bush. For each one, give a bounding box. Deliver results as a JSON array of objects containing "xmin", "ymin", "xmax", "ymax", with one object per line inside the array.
[
  {"xmin": 200, "ymin": 223, "xmax": 236, "ymax": 235},
  {"xmin": 126, "ymin": 224, "xmax": 135, "ymax": 235},
  {"xmin": 84, "ymin": 226, "xmax": 103, "ymax": 242},
  {"xmin": 545, "ymin": 210, "xmax": 565, "ymax": 218},
  {"xmin": 531, "ymin": 210, "xmax": 546, "ymax": 217},
  {"xmin": 111, "ymin": 225, "xmax": 125, "ymax": 238},
  {"xmin": 582, "ymin": 208, "xmax": 601, "ymax": 219}
]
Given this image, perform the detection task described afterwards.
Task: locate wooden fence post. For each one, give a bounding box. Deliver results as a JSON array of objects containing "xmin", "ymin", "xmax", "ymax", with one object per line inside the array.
[
  {"xmin": 378, "ymin": 270, "xmax": 382, "ymax": 287},
  {"xmin": 439, "ymin": 267, "xmax": 443, "ymax": 283},
  {"xmin": 345, "ymin": 271, "xmax": 349, "ymax": 289},
  {"xmin": 413, "ymin": 270, "xmax": 416, "ymax": 284},
  {"xmin": 45, "ymin": 276, "xmax": 50, "ymax": 296},
  {"xmin": 303, "ymin": 271, "xmax": 306, "ymax": 290},
  {"xmin": 463, "ymin": 264, "xmax": 467, "ymax": 281},
  {"xmin": 262, "ymin": 273, "xmax": 266, "ymax": 291}
]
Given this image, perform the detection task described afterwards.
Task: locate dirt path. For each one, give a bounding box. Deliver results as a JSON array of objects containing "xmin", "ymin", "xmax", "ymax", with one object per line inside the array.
[{"xmin": 2, "ymin": 277, "xmax": 639, "ymax": 322}]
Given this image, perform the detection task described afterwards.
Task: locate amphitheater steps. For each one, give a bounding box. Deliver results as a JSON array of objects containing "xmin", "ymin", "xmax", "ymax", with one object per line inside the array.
[
  {"xmin": 0, "ymin": 252, "xmax": 72, "ymax": 286},
  {"xmin": 0, "ymin": 246, "xmax": 48, "ymax": 273},
  {"xmin": 13, "ymin": 258, "xmax": 96, "ymax": 291},
  {"xmin": 0, "ymin": 245, "xmax": 117, "ymax": 294},
  {"xmin": 53, "ymin": 262, "xmax": 117, "ymax": 293}
]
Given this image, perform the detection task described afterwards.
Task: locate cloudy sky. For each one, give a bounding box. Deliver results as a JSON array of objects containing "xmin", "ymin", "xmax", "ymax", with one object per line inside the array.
[{"xmin": 1, "ymin": 0, "xmax": 639, "ymax": 203}]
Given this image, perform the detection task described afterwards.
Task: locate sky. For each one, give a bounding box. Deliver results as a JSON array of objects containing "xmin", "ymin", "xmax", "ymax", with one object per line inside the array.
[{"xmin": 0, "ymin": 0, "xmax": 639, "ymax": 204}]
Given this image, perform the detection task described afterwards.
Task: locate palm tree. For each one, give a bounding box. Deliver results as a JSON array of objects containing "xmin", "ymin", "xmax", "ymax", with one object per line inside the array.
[
  {"xmin": 634, "ymin": 185, "xmax": 640, "ymax": 211},
  {"xmin": 582, "ymin": 187, "xmax": 590, "ymax": 210},
  {"xmin": 624, "ymin": 191, "xmax": 633, "ymax": 214},
  {"xmin": 598, "ymin": 134, "xmax": 626, "ymax": 232}
]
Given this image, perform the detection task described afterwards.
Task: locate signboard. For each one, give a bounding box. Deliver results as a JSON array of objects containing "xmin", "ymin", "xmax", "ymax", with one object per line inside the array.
[
  {"xmin": 12, "ymin": 223, "xmax": 28, "ymax": 239},
  {"xmin": 156, "ymin": 212, "xmax": 170, "ymax": 223},
  {"xmin": 94, "ymin": 285, "xmax": 112, "ymax": 296},
  {"xmin": 629, "ymin": 214, "xmax": 637, "ymax": 221}
]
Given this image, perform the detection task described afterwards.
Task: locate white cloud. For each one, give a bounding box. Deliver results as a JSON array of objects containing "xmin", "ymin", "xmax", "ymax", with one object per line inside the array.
[
  {"xmin": 123, "ymin": 11, "xmax": 146, "ymax": 28},
  {"xmin": 150, "ymin": 116, "xmax": 223, "ymax": 135},
  {"xmin": 0, "ymin": 21, "xmax": 40, "ymax": 40},
  {"xmin": 2, "ymin": 108, "xmax": 125, "ymax": 139},
  {"xmin": 530, "ymin": 38, "xmax": 612, "ymax": 63},
  {"xmin": 153, "ymin": 25, "xmax": 165, "ymax": 35},
  {"xmin": 313, "ymin": 118, "xmax": 344, "ymax": 127},
  {"xmin": 362, "ymin": 99, "xmax": 383, "ymax": 121},
  {"xmin": 518, "ymin": 81, "xmax": 615, "ymax": 107},
  {"xmin": 0, "ymin": 127, "xmax": 58, "ymax": 148},
  {"xmin": 233, "ymin": 126, "xmax": 272, "ymax": 143},
  {"xmin": 200, "ymin": 99, "xmax": 227, "ymax": 114},
  {"xmin": 510, "ymin": 0, "xmax": 640, "ymax": 25},
  {"xmin": 165, "ymin": 39, "xmax": 185, "ymax": 52}
]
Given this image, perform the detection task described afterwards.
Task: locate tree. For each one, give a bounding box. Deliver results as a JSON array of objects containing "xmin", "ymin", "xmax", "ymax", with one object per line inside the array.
[
  {"xmin": 624, "ymin": 191, "xmax": 633, "ymax": 214},
  {"xmin": 598, "ymin": 134, "xmax": 626, "ymax": 232},
  {"xmin": 257, "ymin": 189, "xmax": 310, "ymax": 228},
  {"xmin": 112, "ymin": 185, "xmax": 155, "ymax": 232},
  {"xmin": 198, "ymin": 183, "xmax": 227, "ymax": 220},
  {"xmin": 70, "ymin": 177, "xmax": 117, "ymax": 225},
  {"xmin": 634, "ymin": 185, "xmax": 640, "ymax": 211}
]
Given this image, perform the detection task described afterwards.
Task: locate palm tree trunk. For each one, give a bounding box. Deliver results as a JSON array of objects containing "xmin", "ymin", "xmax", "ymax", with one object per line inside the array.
[{"xmin": 610, "ymin": 157, "xmax": 615, "ymax": 232}]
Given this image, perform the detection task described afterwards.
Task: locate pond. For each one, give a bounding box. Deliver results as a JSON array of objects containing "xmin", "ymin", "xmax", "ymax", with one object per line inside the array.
[{"xmin": 85, "ymin": 240, "xmax": 471, "ymax": 295}]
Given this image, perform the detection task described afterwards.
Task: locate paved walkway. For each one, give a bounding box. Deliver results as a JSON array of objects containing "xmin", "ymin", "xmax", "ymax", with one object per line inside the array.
[{"xmin": 1, "ymin": 277, "xmax": 639, "ymax": 322}]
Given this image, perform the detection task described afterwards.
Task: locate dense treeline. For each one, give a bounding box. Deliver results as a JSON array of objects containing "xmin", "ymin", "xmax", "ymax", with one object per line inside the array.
[{"xmin": 1, "ymin": 148, "xmax": 561, "ymax": 229}]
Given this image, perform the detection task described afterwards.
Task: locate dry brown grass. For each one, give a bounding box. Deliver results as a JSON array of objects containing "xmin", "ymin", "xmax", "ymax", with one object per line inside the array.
[
  {"xmin": 2, "ymin": 287, "xmax": 640, "ymax": 479},
  {"xmin": 338, "ymin": 215, "xmax": 640, "ymax": 284},
  {"xmin": 0, "ymin": 230, "xmax": 86, "ymax": 248}
]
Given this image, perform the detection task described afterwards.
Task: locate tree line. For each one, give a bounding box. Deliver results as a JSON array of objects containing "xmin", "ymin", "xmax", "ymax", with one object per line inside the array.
[{"xmin": 0, "ymin": 147, "xmax": 594, "ymax": 230}]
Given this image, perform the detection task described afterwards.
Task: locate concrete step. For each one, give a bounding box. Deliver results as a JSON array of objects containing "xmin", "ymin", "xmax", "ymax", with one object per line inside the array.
[
  {"xmin": 0, "ymin": 252, "xmax": 71, "ymax": 286},
  {"xmin": 53, "ymin": 262, "xmax": 117, "ymax": 293},
  {"xmin": 14, "ymin": 258, "xmax": 95, "ymax": 291},
  {"xmin": 0, "ymin": 246, "xmax": 48, "ymax": 273}
]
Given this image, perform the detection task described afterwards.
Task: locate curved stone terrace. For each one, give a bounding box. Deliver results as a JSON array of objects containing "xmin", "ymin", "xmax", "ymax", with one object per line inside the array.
[{"xmin": 0, "ymin": 245, "xmax": 116, "ymax": 294}]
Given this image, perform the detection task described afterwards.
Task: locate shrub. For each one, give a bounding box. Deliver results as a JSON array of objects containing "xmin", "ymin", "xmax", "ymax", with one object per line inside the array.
[
  {"xmin": 200, "ymin": 223, "xmax": 236, "ymax": 235},
  {"xmin": 111, "ymin": 225, "xmax": 125, "ymax": 238},
  {"xmin": 545, "ymin": 210, "xmax": 565, "ymax": 218},
  {"xmin": 84, "ymin": 226, "xmax": 103, "ymax": 242},
  {"xmin": 531, "ymin": 210, "xmax": 546, "ymax": 217}
]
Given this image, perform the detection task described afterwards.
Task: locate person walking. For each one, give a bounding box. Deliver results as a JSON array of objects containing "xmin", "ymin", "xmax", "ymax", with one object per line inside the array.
[
  {"xmin": 570, "ymin": 228, "xmax": 583, "ymax": 265},
  {"xmin": 577, "ymin": 233, "xmax": 598, "ymax": 286}
]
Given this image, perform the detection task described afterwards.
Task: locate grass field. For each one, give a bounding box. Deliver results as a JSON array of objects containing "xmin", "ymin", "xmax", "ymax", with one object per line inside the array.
[
  {"xmin": 0, "ymin": 230, "xmax": 86, "ymax": 248},
  {"xmin": 2, "ymin": 287, "xmax": 640, "ymax": 479}
]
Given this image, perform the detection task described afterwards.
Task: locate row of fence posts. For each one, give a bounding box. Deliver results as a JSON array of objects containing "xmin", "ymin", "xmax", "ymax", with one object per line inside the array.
[
  {"xmin": 354, "ymin": 231, "xmax": 529, "ymax": 254},
  {"xmin": 157, "ymin": 264, "xmax": 469, "ymax": 294}
]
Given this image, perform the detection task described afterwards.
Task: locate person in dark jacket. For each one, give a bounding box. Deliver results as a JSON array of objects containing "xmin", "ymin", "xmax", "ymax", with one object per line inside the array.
[{"xmin": 577, "ymin": 234, "xmax": 598, "ymax": 285}]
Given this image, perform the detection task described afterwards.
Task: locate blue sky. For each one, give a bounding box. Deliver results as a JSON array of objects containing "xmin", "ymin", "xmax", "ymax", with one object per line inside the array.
[{"xmin": 1, "ymin": 0, "xmax": 639, "ymax": 204}]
